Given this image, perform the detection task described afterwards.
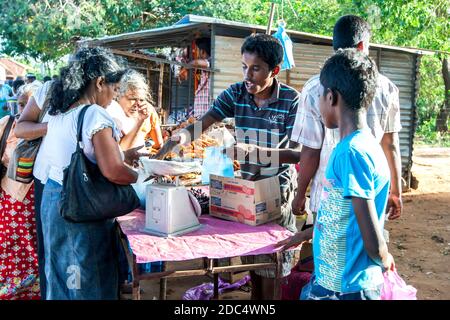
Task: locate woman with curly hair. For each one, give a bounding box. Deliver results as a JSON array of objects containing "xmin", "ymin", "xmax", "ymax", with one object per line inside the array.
[{"xmin": 37, "ymin": 47, "xmax": 138, "ymax": 300}]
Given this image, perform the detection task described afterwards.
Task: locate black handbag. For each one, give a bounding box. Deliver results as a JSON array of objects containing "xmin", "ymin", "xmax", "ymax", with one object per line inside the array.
[
  {"xmin": 60, "ymin": 105, "xmax": 140, "ymax": 222},
  {"xmin": 0, "ymin": 116, "xmax": 15, "ymax": 180}
]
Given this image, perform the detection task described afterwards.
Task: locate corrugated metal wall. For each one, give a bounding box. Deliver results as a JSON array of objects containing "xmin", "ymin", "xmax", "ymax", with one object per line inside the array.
[
  {"xmin": 213, "ymin": 35, "xmax": 417, "ymax": 177},
  {"xmin": 213, "ymin": 36, "xmax": 244, "ymax": 98},
  {"xmin": 379, "ymin": 51, "xmax": 417, "ymax": 175}
]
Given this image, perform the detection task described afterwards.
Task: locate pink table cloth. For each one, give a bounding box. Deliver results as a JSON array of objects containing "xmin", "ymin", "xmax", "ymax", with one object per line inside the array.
[{"xmin": 117, "ymin": 209, "xmax": 294, "ymax": 264}]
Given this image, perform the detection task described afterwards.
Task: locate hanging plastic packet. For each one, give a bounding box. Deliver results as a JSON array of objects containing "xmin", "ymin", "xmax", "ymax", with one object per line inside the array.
[
  {"xmin": 201, "ymin": 146, "xmax": 234, "ymax": 185},
  {"xmin": 272, "ymin": 21, "xmax": 295, "ymax": 71}
]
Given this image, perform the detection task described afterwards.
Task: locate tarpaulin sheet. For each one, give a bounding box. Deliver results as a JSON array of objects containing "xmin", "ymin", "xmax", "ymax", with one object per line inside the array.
[{"xmin": 117, "ymin": 209, "xmax": 294, "ymax": 263}]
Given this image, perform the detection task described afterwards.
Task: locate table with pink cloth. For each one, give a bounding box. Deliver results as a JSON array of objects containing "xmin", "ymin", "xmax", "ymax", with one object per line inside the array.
[{"xmin": 117, "ymin": 209, "xmax": 295, "ymax": 264}]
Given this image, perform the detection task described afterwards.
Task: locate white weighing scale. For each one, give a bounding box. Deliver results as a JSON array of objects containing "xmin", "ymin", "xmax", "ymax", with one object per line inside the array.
[{"xmin": 139, "ymin": 159, "xmax": 202, "ymax": 237}]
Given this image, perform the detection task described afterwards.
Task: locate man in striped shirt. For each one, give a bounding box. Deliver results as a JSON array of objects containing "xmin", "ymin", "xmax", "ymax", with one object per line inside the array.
[{"xmin": 156, "ymin": 33, "xmax": 301, "ymax": 299}]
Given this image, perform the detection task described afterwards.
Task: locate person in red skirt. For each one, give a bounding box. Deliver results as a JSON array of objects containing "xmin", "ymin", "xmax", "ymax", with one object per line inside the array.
[{"xmin": 0, "ymin": 82, "xmax": 42, "ymax": 300}]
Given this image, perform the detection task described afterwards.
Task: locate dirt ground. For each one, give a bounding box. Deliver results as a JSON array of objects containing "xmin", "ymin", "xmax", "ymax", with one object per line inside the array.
[
  {"xmin": 128, "ymin": 145, "xmax": 450, "ymax": 300},
  {"xmin": 386, "ymin": 146, "xmax": 450, "ymax": 300}
]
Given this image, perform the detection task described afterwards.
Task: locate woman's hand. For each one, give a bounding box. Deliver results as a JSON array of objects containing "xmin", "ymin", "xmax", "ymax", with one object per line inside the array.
[
  {"xmin": 123, "ymin": 145, "xmax": 150, "ymax": 167},
  {"xmin": 136, "ymin": 101, "xmax": 150, "ymax": 121}
]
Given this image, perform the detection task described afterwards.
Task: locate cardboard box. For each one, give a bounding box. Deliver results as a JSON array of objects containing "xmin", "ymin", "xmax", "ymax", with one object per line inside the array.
[{"xmin": 209, "ymin": 174, "xmax": 281, "ymax": 226}]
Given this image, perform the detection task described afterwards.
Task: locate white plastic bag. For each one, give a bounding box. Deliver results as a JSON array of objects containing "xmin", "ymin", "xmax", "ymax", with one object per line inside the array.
[
  {"xmin": 138, "ymin": 158, "xmax": 202, "ymax": 177},
  {"xmin": 205, "ymin": 127, "xmax": 235, "ymax": 148}
]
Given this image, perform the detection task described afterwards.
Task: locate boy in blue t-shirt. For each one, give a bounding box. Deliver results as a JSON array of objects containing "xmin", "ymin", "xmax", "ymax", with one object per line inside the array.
[{"xmin": 302, "ymin": 48, "xmax": 395, "ymax": 300}]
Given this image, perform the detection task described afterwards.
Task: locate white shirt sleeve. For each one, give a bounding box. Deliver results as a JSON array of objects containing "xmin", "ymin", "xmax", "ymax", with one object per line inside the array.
[
  {"xmin": 290, "ymin": 76, "xmax": 325, "ymax": 149},
  {"xmin": 81, "ymin": 105, "xmax": 122, "ymax": 164},
  {"xmin": 385, "ymin": 81, "xmax": 402, "ymax": 133},
  {"xmin": 32, "ymin": 80, "xmax": 52, "ymax": 110}
]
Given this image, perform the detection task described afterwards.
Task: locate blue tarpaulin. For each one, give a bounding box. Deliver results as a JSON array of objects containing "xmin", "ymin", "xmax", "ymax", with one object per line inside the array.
[{"xmin": 272, "ymin": 22, "xmax": 295, "ymax": 71}]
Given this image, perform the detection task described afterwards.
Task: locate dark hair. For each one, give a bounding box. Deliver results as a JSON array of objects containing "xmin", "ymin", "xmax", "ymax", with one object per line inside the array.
[
  {"xmin": 195, "ymin": 37, "xmax": 211, "ymax": 57},
  {"xmin": 12, "ymin": 79, "xmax": 25, "ymax": 93},
  {"xmin": 241, "ymin": 33, "xmax": 283, "ymax": 70},
  {"xmin": 320, "ymin": 48, "xmax": 378, "ymax": 111},
  {"xmin": 333, "ymin": 15, "xmax": 371, "ymax": 51},
  {"xmin": 43, "ymin": 76, "xmax": 52, "ymax": 82},
  {"xmin": 48, "ymin": 46, "xmax": 126, "ymax": 115}
]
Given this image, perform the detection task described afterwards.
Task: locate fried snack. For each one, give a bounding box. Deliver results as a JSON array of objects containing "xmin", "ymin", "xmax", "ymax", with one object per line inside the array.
[
  {"xmin": 180, "ymin": 173, "xmax": 199, "ymax": 180},
  {"xmin": 155, "ymin": 122, "xmax": 220, "ymax": 160},
  {"xmin": 187, "ymin": 116, "xmax": 196, "ymax": 124},
  {"xmin": 233, "ymin": 160, "xmax": 241, "ymax": 171}
]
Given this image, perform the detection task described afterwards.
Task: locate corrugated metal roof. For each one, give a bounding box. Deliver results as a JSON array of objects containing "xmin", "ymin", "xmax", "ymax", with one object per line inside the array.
[
  {"xmin": 81, "ymin": 14, "xmax": 438, "ymax": 55},
  {"xmin": 82, "ymin": 22, "xmax": 210, "ymax": 50}
]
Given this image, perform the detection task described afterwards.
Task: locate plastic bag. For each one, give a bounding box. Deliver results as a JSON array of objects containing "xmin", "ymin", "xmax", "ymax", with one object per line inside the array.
[
  {"xmin": 182, "ymin": 275, "xmax": 250, "ymax": 300},
  {"xmin": 206, "ymin": 127, "xmax": 235, "ymax": 148},
  {"xmin": 272, "ymin": 22, "xmax": 295, "ymax": 71},
  {"xmin": 380, "ymin": 270, "xmax": 417, "ymax": 300},
  {"xmin": 201, "ymin": 146, "xmax": 234, "ymax": 184}
]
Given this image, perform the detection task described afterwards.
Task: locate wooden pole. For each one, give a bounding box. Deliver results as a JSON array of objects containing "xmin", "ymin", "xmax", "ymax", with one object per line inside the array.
[
  {"xmin": 266, "ymin": 3, "xmax": 277, "ymax": 35},
  {"xmin": 158, "ymin": 63, "xmax": 164, "ymax": 111}
]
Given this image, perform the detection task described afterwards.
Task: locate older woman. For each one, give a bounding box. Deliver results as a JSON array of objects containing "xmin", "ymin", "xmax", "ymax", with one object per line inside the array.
[
  {"xmin": 107, "ymin": 69, "xmax": 163, "ymax": 150},
  {"xmin": 0, "ymin": 81, "xmax": 42, "ymax": 299}
]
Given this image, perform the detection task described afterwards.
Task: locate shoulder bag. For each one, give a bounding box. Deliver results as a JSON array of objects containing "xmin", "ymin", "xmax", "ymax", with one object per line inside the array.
[
  {"xmin": 60, "ymin": 105, "xmax": 140, "ymax": 222},
  {"xmin": 7, "ymin": 96, "xmax": 50, "ymax": 183}
]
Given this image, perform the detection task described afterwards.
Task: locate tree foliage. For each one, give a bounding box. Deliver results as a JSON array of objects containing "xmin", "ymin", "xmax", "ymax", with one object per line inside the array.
[
  {"xmin": 0, "ymin": 0, "xmax": 268, "ymax": 61},
  {"xmin": 0, "ymin": 0, "xmax": 448, "ymax": 137}
]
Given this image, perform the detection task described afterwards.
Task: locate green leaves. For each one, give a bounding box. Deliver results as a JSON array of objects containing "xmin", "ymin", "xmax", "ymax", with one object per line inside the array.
[{"xmin": 0, "ymin": 0, "xmax": 447, "ymax": 138}]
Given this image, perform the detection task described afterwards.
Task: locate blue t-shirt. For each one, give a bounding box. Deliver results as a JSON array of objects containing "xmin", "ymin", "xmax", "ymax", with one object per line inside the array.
[{"xmin": 313, "ymin": 129, "xmax": 390, "ymax": 293}]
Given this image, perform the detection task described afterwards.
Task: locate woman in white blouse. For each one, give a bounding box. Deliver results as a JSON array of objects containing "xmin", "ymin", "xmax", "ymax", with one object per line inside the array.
[{"xmin": 36, "ymin": 47, "xmax": 137, "ymax": 300}]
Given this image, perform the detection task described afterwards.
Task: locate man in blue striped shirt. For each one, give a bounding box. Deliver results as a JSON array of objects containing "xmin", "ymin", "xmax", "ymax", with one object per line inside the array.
[{"xmin": 156, "ymin": 33, "xmax": 301, "ymax": 299}]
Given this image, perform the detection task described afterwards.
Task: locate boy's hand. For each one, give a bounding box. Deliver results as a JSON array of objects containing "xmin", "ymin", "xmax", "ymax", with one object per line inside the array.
[
  {"xmin": 383, "ymin": 252, "xmax": 396, "ymax": 272},
  {"xmin": 292, "ymin": 192, "xmax": 307, "ymax": 216},
  {"xmin": 276, "ymin": 232, "xmax": 307, "ymax": 251},
  {"xmin": 223, "ymin": 143, "xmax": 257, "ymax": 161},
  {"xmin": 387, "ymin": 194, "xmax": 402, "ymax": 220}
]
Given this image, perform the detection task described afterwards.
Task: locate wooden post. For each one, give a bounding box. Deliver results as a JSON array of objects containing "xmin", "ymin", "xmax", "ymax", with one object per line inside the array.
[
  {"xmin": 213, "ymin": 259, "xmax": 219, "ymax": 300},
  {"xmin": 209, "ymin": 25, "xmax": 216, "ymax": 106},
  {"xmin": 286, "ymin": 69, "xmax": 291, "ymax": 86},
  {"xmin": 266, "ymin": 3, "xmax": 277, "ymax": 35},
  {"xmin": 273, "ymin": 251, "xmax": 283, "ymax": 300},
  {"xmin": 146, "ymin": 63, "xmax": 151, "ymax": 86},
  {"xmin": 158, "ymin": 63, "xmax": 164, "ymax": 110},
  {"xmin": 159, "ymin": 262, "xmax": 167, "ymax": 300}
]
